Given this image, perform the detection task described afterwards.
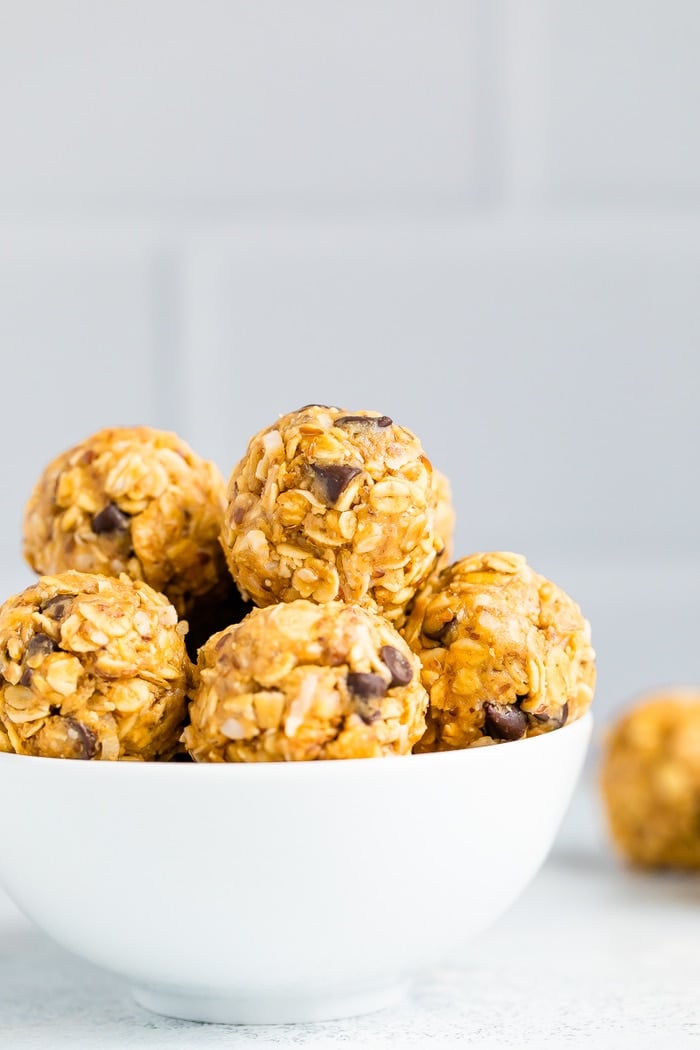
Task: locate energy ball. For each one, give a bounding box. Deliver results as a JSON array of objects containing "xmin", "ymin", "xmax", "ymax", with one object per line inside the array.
[
  {"xmin": 183, "ymin": 599, "xmax": 428, "ymax": 762},
  {"xmin": 23, "ymin": 426, "xmax": 228, "ymax": 617},
  {"xmin": 403, "ymin": 552, "xmax": 595, "ymax": 751},
  {"xmin": 0, "ymin": 571, "xmax": 190, "ymax": 761},
  {"xmin": 221, "ymin": 405, "xmax": 442, "ymax": 624},
  {"xmin": 601, "ymin": 691, "xmax": 700, "ymax": 868}
]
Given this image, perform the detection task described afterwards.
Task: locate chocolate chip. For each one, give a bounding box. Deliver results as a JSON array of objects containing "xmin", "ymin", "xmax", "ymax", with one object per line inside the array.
[
  {"xmin": 423, "ymin": 616, "xmax": 457, "ymax": 643},
  {"xmin": 65, "ymin": 717, "xmax": 98, "ymax": 760},
  {"xmin": 298, "ymin": 404, "xmax": 332, "ymax": 411},
  {"xmin": 346, "ymin": 673, "xmax": 387, "ymax": 700},
  {"xmin": 26, "ymin": 633, "xmax": 59, "ymax": 661},
  {"xmin": 483, "ymin": 701, "xmax": 527, "ymax": 741},
  {"xmin": 335, "ymin": 415, "xmax": 392, "ymax": 429},
  {"xmin": 533, "ymin": 702, "xmax": 569, "ymax": 729},
  {"xmin": 19, "ymin": 668, "xmax": 33, "ymax": 687},
  {"xmin": 356, "ymin": 706, "xmax": 381, "ymax": 725},
  {"xmin": 92, "ymin": 502, "xmax": 130, "ymax": 534},
  {"xmin": 42, "ymin": 595, "xmax": 73, "ymax": 620},
  {"xmin": 346, "ymin": 672, "xmax": 387, "ymax": 724},
  {"xmin": 310, "ymin": 463, "xmax": 362, "ymax": 504},
  {"xmin": 379, "ymin": 645, "xmax": 413, "ymax": 687}
]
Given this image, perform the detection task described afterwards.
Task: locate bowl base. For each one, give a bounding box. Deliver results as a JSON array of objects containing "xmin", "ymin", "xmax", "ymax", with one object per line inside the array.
[{"xmin": 132, "ymin": 981, "xmax": 407, "ymax": 1025}]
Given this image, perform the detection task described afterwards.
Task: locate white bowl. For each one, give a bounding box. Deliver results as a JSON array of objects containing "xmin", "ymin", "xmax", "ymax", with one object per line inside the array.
[{"xmin": 0, "ymin": 713, "xmax": 591, "ymax": 1025}]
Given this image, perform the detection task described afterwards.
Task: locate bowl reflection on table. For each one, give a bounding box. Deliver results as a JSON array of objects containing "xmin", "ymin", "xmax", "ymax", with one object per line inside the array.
[{"xmin": 0, "ymin": 713, "xmax": 591, "ymax": 1025}]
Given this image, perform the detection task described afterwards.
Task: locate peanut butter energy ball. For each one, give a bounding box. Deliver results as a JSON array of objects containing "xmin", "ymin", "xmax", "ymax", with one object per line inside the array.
[
  {"xmin": 23, "ymin": 426, "xmax": 228, "ymax": 616},
  {"xmin": 183, "ymin": 599, "xmax": 428, "ymax": 762},
  {"xmin": 221, "ymin": 405, "xmax": 442, "ymax": 624},
  {"xmin": 403, "ymin": 552, "xmax": 595, "ymax": 751},
  {"xmin": 601, "ymin": 691, "xmax": 700, "ymax": 868},
  {"xmin": 0, "ymin": 572, "xmax": 190, "ymax": 760}
]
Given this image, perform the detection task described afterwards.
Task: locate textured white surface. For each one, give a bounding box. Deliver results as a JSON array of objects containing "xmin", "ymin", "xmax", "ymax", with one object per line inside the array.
[{"xmin": 2, "ymin": 782, "xmax": 700, "ymax": 1049}]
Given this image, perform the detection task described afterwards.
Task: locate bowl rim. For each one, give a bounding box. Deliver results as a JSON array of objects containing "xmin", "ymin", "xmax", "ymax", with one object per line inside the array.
[{"xmin": 0, "ymin": 711, "xmax": 593, "ymax": 777}]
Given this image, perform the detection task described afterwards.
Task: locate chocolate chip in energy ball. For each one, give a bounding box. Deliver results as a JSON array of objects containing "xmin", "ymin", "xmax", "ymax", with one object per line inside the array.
[
  {"xmin": 92, "ymin": 502, "xmax": 130, "ymax": 534},
  {"xmin": 483, "ymin": 701, "xmax": 527, "ymax": 741},
  {"xmin": 334, "ymin": 415, "xmax": 392, "ymax": 429},
  {"xmin": 423, "ymin": 616, "xmax": 458, "ymax": 643},
  {"xmin": 533, "ymin": 702, "xmax": 569, "ymax": 729},
  {"xmin": 310, "ymin": 464, "xmax": 362, "ymax": 505},
  {"xmin": 379, "ymin": 645, "xmax": 413, "ymax": 687},
  {"xmin": 41, "ymin": 594, "xmax": 73, "ymax": 620},
  {"xmin": 346, "ymin": 672, "xmax": 387, "ymax": 700},
  {"xmin": 346, "ymin": 671, "xmax": 387, "ymax": 725},
  {"xmin": 65, "ymin": 717, "xmax": 98, "ymax": 760},
  {"xmin": 25, "ymin": 633, "xmax": 59, "ymax": 661}
]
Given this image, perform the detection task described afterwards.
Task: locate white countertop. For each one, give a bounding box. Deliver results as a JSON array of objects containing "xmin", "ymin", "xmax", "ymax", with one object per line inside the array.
[{"xmin": 2, "ymin": 781, "xmax": 700, "ymax": 1050}]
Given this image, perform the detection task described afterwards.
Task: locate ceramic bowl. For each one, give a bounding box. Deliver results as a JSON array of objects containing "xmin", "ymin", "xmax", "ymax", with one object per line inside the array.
[{"xmin": 0, "ymin": 713, "xmax": 591, "ymax": 1025}]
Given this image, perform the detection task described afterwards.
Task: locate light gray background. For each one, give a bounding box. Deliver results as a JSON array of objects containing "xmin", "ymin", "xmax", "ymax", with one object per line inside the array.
[{"xmin": 1, "ymin": 0, "xmax": 698, "ymax": 731}]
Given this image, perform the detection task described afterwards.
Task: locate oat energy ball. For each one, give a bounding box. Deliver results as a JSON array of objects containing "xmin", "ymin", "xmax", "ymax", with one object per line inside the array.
[
  {"xmin": 23, "ymin": 426, "xmax": 227, "ymax": 617},
  {"xmin": 601, "ymin": 691, "xmax": 700, "ymax": 869},
  {"xmin": 404, "ymin": 552, "xmax": 595, "ymax": 751},
  {"xmin": 222, "ymin": 405, "xmax": 442, "ymax": 624},
  {"xmin": 0, "ymin": 572, "xmax": 190, "ymax": 760},
  {"xmin": 183, "ymin": 600, "xmax": 428, "ymax": 762}
]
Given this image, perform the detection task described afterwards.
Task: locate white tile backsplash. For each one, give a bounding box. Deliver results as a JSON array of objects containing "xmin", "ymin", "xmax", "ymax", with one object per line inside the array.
[{"xmin": 0, "ymin": 1, "xmax": 482, "ymax": 208}]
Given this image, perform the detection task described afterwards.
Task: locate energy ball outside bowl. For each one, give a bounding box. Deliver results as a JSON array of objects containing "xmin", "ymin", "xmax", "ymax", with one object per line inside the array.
[
  {"xmin": 183, "ymin": 599, "xmax": 428, "ymax": 762},
  {"xmin": 0, "ymin": 572, "xmax": 191, "ymax": 761},
  {"xmin": 600, "ymin": 691, "xmax": 700, "ymax": 869},
  {"xmin": 23, "ymin": 426, "xmax": 228, "ymax": 617},
  {"xmin": 403, "ymin": 552, "xmax": 596, "ymax": 752},
  {"xmin": 221, "ymin": 405, "xmax": 443, "ymax": 625}
]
